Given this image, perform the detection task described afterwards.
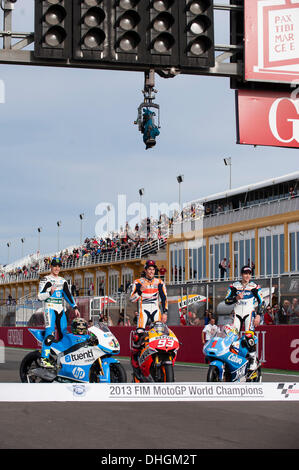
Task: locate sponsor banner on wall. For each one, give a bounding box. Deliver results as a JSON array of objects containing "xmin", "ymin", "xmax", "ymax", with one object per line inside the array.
[
  {"xmin": 236, "ymin": 88, "xmax": 299, "ymax": 148},
  {"xmin": 0, "ymin": 382, "xmax": 298, "ymax": 402},
  {"xmin": 245, "ymin": 0, "xmax": 299, "ymax": 84}
]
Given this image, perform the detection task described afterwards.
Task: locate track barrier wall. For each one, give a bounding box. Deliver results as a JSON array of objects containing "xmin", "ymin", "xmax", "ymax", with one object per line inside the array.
[{"xmin": 1, "ymin": 325, "xmax": 299, "ymax": 371}]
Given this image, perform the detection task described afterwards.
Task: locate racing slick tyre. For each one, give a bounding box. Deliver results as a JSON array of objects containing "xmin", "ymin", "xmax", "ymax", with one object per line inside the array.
[
  {"xmin": 19, "ymin": 350, "xmax": 43, "ymax": 383},
  {"xmin": 161, "ymin": 363, "xmax": 175, "ymax": 382},
  {"xmin": 110, "ymin": 363, "xmax": 127, "ymax": 383},
  {"xmin": 207, "ymin": 365, "xmax": 220, "ymax": 382}
]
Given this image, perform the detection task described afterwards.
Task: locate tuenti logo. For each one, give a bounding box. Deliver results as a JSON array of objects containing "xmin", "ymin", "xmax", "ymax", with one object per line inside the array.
[{"xmin": 65, "ymin": 349, "xmax": 94, "ymax": 363}]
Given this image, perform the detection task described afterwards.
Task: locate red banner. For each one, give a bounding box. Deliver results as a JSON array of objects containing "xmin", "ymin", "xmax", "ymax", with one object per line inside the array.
[
  {"xmin": 245, "ymin": 0, "xmax": 299, "ymax": 84},
  {"xmin": 236, "ymin": 88, "xmax": 299, "ymax": 148},
  {"xmin": 1, "ymin": 326, "xmax": 299, "ymax": 371}
]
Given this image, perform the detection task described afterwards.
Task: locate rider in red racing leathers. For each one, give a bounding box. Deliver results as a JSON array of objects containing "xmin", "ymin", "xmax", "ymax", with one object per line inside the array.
[{"xmin": 130, "ymin": 260, "xmax": 168, "ymax": 380}]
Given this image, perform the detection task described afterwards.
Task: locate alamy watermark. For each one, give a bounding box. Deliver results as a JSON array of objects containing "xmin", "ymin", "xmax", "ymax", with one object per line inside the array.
[{"xmin": 94, "ymin": 194, "xmax": 204, "ymax": 248}]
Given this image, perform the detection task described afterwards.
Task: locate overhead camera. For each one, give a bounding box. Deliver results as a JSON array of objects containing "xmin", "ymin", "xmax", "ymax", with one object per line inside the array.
[{"xmin": 2, "ymin": 1, "xmax": 18, "ymax": 10}]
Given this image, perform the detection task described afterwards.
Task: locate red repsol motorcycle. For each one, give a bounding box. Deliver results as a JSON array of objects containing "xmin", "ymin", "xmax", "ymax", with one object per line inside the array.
[{"xmin": 131, "ymin": 322, "xmax": 180, "ymax": 383}]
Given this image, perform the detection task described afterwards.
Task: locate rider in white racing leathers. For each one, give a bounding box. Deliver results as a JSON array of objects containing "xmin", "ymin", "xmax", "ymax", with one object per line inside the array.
[
  {"xmin": 224, "ymin": 265, "xmax": 263, "ymax": 371},
  {"xmin": 38, "ymin": 257, "xmax": 80, "ymax": 368}
]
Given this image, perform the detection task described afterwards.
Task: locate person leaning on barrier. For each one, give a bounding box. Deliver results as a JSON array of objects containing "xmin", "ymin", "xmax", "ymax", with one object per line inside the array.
[{"xmin": 202, "ymin": 317, "xmax": 219, "ymax": 344}]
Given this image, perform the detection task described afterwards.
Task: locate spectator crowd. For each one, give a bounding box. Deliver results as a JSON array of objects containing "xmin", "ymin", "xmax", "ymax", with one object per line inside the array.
[{"xmin": 0, "ymin": 217, "xmax": 168, "ymax": 283}]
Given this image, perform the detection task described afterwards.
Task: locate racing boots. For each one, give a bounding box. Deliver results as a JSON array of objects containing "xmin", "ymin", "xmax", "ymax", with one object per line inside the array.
[{"xmin": 40, "ymin": 357, "xmax": 55, "ymax": 368}]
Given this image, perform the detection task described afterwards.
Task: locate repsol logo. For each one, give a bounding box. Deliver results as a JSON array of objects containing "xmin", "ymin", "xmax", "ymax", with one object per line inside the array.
[{"xmin": 65, "ymin": 349, "xmax": 94, "ymax": 363}]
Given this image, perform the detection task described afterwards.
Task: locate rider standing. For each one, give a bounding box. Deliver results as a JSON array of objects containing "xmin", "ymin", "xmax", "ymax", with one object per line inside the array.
[
  {"xmin": 38, "ymin": 257, "xmax": 80, "ymax": 367},
  {"xmin": 130, "ymin": 259, "xmax": 168, "ymax": 378},
  {"xmin": 130, "ymin": 259, "xmax": 168, "ymax": 327},
  {"xmin": 224, "ymin": 265, "xmax": 263, "ymax": 370}
]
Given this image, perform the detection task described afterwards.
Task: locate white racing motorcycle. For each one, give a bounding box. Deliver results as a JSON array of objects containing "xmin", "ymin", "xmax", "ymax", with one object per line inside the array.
[{"xmin": 19, "ymin": 322, "xmax": 127, "ymax": 383}]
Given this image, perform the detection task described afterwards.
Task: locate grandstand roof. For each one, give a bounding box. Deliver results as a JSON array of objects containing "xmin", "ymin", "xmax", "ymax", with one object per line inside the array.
[{"xmin": 188, "ymin": 171, "xmax": 299, "ymax": 205}]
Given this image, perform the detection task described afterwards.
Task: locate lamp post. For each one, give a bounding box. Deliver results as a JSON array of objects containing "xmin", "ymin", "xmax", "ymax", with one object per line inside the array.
[
  {"xmin": 21, "ymin": 238, "xmax": 25, "ymax": 258},
  {"xmin": 79, "ymin": 213, "xmax": 84, "ymax": 245},
  {"xmin": 37, "ymin": 227, "xmax": 42, "ymax": 253},
  {"xmin": 57, "ymin": 221, "xmax": 62, "ymax": 252},
  {"xmin": 138, "ymin": 188, "xmax": 144, "ymax": 227},
  {"xmin": 223, "ymin": 157, "xmax": 232, "ymax": 190},
  {"xmin": 176, "ymin": 174, "xmax": 184, "ymax": 218},
  {"xmin": 7, "ymin": 242, "xmax": 10, "ymax": 265}
]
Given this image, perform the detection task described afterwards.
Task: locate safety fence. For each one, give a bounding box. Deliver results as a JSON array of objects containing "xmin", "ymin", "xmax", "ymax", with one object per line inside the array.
[
  {"xmin": 1, "ymin": 325, "xmax": 299, "ymax": 371},
  {"xmin": 0, "ymin": 275, "xmax": 298, "ymax": 328}
]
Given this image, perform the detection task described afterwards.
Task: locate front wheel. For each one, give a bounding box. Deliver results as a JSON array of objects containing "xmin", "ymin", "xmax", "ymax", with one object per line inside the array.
[
  {"xmin": 161, "ymin": 363, "xmax": 174, "ymax": 382},
  {"xmin": 110, "ymin": 363, "xmax": 127, "ymax": 383},
  {"xmin": 151, "ymin": 361, "xmax": 175, "ymax": 382},
  {"xmin": 207, "ymin": 365, "xmax": 221, "ymax": 382},
  {"xmin": 19, "ymin": 350, "xmax": 42, "ymax": 383}
]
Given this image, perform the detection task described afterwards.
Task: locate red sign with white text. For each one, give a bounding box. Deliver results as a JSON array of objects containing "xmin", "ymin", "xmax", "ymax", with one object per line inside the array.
[
  {"xmin": 236, "ymin": 88, "xmax": 299, "ymax": 148},
  {"xmin": 245, "ymin": 0, "xmax": 299, "ymax": 84}
]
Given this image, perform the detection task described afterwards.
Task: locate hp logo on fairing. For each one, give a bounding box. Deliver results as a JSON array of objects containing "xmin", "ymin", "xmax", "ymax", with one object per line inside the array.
[{"xmin": 72, "ymin": 367, "xmax": 85, "ymax": 380}]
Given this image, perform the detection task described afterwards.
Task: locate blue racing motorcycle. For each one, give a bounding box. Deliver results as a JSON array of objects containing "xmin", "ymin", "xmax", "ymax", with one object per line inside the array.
[
  {"xmin": 19, "ymin": 322, "xmax": 127, "ymax": 383},
  {"xmin": 203, "ymin": 328, "xmax": 261, "ymax": 383}
]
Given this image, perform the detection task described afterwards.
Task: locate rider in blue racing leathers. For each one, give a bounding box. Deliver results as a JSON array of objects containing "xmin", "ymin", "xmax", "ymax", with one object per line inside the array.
[
  {"xmin": 224, "ymin": 265, "xmax": 263, "ymax": 371},
  {"xmin": 38, "ymin": 257, "xmax": 80, "ymax": 368}
]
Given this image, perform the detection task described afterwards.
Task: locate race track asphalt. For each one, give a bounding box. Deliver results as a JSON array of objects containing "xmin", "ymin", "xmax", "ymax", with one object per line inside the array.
[{"xmin": 0, "ymin": 348, "xmax": 299, "ymax": 451}]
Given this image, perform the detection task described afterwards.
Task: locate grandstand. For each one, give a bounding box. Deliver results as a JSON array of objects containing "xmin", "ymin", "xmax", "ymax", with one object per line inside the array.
[
  {"xmin": 0, "ymin": 171, "xmax": 298, "ymax": 326},
  {"xmin": 168, "ymin": 171, "xmax": 299, "ymax": 283},
  {"xmin": 0, "ymin": 220, "xmax": 168, "ymax": 304}
]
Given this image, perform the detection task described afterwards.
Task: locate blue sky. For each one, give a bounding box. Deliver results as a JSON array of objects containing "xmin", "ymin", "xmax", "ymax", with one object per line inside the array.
[{"xmin": 0, "ymin": 1, "xmax": 298, "ymax": 265}]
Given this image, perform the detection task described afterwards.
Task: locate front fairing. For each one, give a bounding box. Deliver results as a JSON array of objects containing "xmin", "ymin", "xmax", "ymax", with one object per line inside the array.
[
  {"xmin": 203, "ymin": 333, "xmax": 237, "ymax": 358},
  {"xmin": 139, "ymin": 327, "xmax": 179, "ymax": 376},
  {"xmin": 49, "ymin": 326, "xmax": 120, "ymax": 383},
  {"xmin": 204, "ymin": 332, "xmax": 249, "ymax": 382},
  {"xmin": 88, "ymin": 324, "xmax": 120, "ymax": 355}
]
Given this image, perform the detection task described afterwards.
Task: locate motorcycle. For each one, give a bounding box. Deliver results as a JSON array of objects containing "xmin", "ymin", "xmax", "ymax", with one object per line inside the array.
[
  {"xmin": 19, "ymin": 322, "xmax": 127, "ymax": 384},
  {"xmin": 203, "ymin": 328, "xmax": 262, "ymax": 383},
  {"xmin": 131, "ymin": 322, "xmax": 180, "ymax": 383}
]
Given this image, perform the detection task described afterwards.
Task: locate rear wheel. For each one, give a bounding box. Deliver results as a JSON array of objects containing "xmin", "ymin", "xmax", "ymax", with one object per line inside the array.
[
  {"xmin": 207, "ymin": 365, "xmax": 220, "ymax": 382},
  {"xmin": 19, "ymin": 350, "xmax": 43, "ymax": 383}
]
